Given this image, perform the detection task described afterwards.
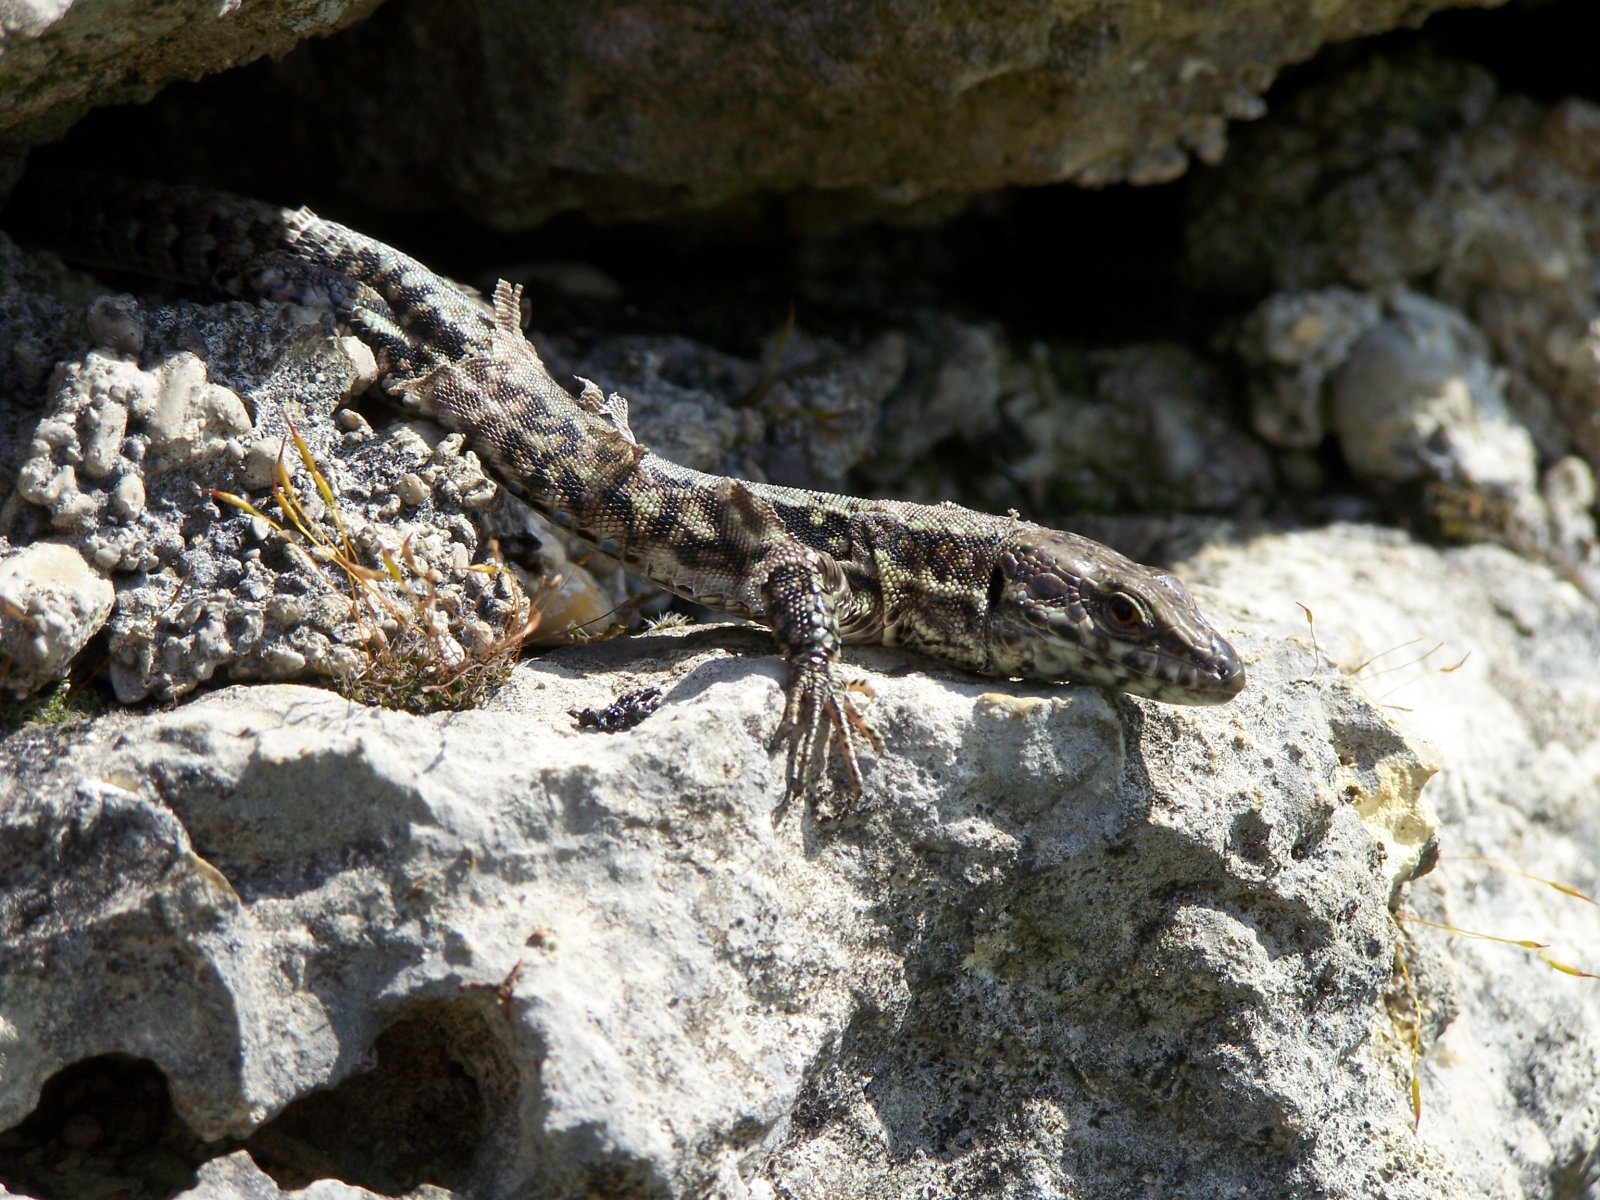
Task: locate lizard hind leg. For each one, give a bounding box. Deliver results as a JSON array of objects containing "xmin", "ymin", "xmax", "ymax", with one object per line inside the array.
[{"xmin": 224, "ymin": 250, "xmax": 433, "ymax": 379}]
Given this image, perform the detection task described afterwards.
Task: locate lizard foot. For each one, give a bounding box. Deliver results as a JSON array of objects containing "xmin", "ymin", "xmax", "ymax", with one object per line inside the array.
[{"xmin": 773, "ymin": 654, "xmax": 883, "ymax": 807}]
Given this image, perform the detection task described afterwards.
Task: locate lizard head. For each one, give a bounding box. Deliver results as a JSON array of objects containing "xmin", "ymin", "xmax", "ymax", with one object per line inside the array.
[{"xmin": 985, "ymin": 527, "xmax": 1245, "ymax": 704}]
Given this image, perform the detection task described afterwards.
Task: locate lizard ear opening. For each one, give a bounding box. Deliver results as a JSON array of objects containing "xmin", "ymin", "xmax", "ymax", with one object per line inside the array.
[{"xmin": 986, "ymin": 563, "xmax": 1007, "ymax": 611}]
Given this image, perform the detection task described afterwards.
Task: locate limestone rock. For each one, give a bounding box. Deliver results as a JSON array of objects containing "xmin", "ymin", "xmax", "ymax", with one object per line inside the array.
[
  {"xmin": 0, "ymin": 539, "xmax": 112, "ymax": 695},
  {"xmin": 0, "ymin": 280, "xmax": 580, "ymax": 704},
  {"xmin": 0, "ymin": 0, "xmax": 385, "ymax": 141},
  {"xmin": 1192, "ymin": 50, "xmax": 1600, "ymax": 474},
  {"xmin": 1211, "ymin": 54, "xmax": 1600, "ymax": 596},
  {"xmin": 9, "ymin": 1, "xmax": 1509, "ymax": 225},
  {"xmin": 2, "ymin": 526, "xmax": 1594, "ymax": 1198},
  {"xmin": 280, "ymin": 0, "xmax": 1504, "ymax": 225}
]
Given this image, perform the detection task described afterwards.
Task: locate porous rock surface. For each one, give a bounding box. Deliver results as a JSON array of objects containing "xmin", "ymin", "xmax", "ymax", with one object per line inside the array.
[
  {"xmin": 1213, "ymin": 51, "xmax": 1600, "ymax": 599},
  {"xmin": 0, "ymin": 275, "xmax": 606, "ymax": 705},
  {"xmin": 1, "ymin": 525, "xmax": 1597, "ymax": 1199},
  {"xmin": 1203, "ymin": 51, "xmax": 1600, "ymax": 486},
  {"xmin": 1205, "ymin": 527, "xmax": 1600, "ymax": 1200},
  {"xmin": 0, "ymin": 539, "xmax": 112, "ymax": 696}
]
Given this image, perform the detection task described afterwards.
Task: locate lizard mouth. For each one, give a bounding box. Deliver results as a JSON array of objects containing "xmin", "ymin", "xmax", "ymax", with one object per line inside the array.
[
  {"xmin": 988, "ymin": 618, "xmax": 1246, "ymax": 705},
  {"xmin": 1108, "ymin": 634, "xmax": 1246, "ymax": 705}
]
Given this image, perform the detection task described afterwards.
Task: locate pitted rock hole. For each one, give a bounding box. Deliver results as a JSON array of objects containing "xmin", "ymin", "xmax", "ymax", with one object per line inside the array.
[
  {"xmin": 0, "ymin": 1012, "xmax": 511, "ymax": 1199},
  {"xmin": 0, "ymin": 1055, "xmax": 208, "ymax": 1200},
  {"xmin": 245, "ymin": 1006, "xmax": 499, "ymax": 1195}
]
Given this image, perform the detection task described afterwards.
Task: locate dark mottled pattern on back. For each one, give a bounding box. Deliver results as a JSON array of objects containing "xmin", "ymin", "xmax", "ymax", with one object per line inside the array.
[
  {"xmin": 13, "ymin": 175, "xmax": 1246, "ymax": 803},
  {"xmin": 403, "ymin": 282, "xmax": 1244, "ymax": 802}
]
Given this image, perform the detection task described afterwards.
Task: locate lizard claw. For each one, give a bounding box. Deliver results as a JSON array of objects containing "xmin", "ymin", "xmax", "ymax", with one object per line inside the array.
[{"xmin": 773, "ymin": 654, "xmax": 882, "ymax": 807}]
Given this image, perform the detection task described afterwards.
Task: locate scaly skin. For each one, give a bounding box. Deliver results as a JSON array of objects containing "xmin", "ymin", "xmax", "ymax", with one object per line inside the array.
[
  {"xmin": 9, "ymin": 175, "xmax": 1246, "ymax": 801},
  {"xmin": 404, "ymin": 282, "xmax": 1245, "ymax": 798}
]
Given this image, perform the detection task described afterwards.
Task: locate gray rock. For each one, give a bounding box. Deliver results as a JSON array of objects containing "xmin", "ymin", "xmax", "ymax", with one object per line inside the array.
[
  {"xmin": 1239, "ymin": 284, "xmax": 1599, "ymax": 597},
  {"xmin": 996, "ymin": 342, "xmax": 1272, "ymax": 514},
  {"xmin": 1201, "ymin": 525, "xmax": 1600, "ymax": 1200},
  {"xmin": 1238, "ymin": 287, "xmax": 1383, "ymax": 450},
  {"xmin": 13, "ymin": 349, "xmax": 253, "ymax": 571},
  {"xmin": 1335, "ymin": 293, "xmax": 1534, "ymax": 495},
  {"xmin": 0, "ymin": 0, "xmax": 384, "ymax": 140},
  {"xmin": 1191, "ymin": 50, "xmax": 1600, "ymax": 473},
  {"xmin": 3, "ymin": 525, "xmax": 1594, "ymax": 1198},
  {"xmin": 0, "ymin": 274, "xmax": 610, "ymax": 705},
  {"xmin": 0, "ymin": 539, "xmax": 112, "ymax": 695},
  {"xmin": 864, "ymin": 315, "xmax": 1006, "ymax": 486},
  {"xmin": 331, "ymin": 0, "xmax": 1504, "ymax": 224},
  {"xmin": 541, "ymin": 326, "xmax": 911, "ymax": 490},
  {"xmin": 13, "ymin": 1, "xmax": 1509, "ymax": 225},
  {"xmin": 184, "ymin": 1152, "xmax": 401, "ymax": 1200}
]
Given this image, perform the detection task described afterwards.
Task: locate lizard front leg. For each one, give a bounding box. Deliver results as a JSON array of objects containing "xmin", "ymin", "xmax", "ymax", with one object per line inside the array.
[{"xmin": 757, "ymin": 546, "xmax": 882, "ymax": 805}]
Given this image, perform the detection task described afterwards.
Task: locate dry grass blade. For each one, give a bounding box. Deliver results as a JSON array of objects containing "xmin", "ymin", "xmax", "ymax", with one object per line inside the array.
[
  {"xmin": 1450, "ymin": 855, "xmax": 1598, "ymax": 905},
  {"xmin": 1397, "ymin": 913, "xmax": 1597, "ymax": 980},
  {"xmin": 1390, "ymin": 933, "xmax": 1425, "ymax": 1129},
  {"xmin": 217, "ymin": 436, "xmax": 549, "ymax": 714}
]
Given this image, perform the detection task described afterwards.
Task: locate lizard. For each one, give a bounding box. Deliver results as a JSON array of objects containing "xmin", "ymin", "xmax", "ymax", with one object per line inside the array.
[{"xmin": 6, "ymin": 173, "xmax": 1247, "ymax": 802}]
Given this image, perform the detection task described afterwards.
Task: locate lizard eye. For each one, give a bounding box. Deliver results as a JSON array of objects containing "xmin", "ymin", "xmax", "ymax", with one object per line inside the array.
[{"xmin": 1106, "ymin": 592, "xmax": 1144, "ymax": 629}]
